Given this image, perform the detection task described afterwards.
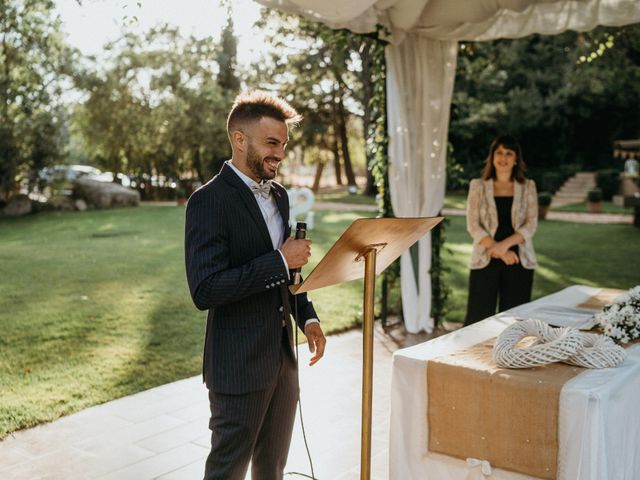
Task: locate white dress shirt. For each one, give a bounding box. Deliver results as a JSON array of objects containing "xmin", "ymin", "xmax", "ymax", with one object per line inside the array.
[{"xmin": 227, "ymin": 160, "xmax": 319, "ymax": 327}]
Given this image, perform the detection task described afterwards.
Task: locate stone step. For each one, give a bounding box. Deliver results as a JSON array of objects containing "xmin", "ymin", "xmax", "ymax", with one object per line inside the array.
[
  {"xmin": 554, "ymin": 196, "xmax": 587, "ymax": 203},
  {"xmin": 561, "ymin": 178, "xmax": 596, "ymax": 185},
  {"xmin": 555, "ymin": 191, "xmax": 588, "ymax": 197},
  {"xmin": 559, "ymin": 185, "xmax": 595, "ymax": 191},
  {"xmin": 556, "ymin": 188, "xmax": 593, "ymax": 195},
  {"xmin": 553, "ymin": 172, "xmax": 597, "ymax": 207},
  {"xmin": 561, "ymin": 180, "xmax": 596, "ymax": 187}
]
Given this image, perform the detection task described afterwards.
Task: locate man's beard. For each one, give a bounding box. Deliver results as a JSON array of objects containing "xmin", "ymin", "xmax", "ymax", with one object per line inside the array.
[{"xmin": 247, "ymin": 142, "xmax": 277, "ymax": 180}]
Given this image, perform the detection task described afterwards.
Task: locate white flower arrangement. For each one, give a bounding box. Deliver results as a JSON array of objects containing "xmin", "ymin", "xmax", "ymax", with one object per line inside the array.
[{"xmin": 596, "ymin": 286, "xmax": 640, "ymax": 344}]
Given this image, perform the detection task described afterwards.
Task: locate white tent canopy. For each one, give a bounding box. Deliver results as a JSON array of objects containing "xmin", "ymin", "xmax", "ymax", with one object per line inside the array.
[{"xmin": 257, "ymin": 0, "xmax": 640, "ymax": 332}]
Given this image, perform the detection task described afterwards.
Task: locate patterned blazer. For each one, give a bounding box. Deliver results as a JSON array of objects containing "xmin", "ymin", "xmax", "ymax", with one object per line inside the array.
[
  {"xmin": 184, "ymin": 162, "xmax": 318, "ymax": 394},
  {"xmin": 466, "ymin": 178, "xmax": 538, "ymax": 270}
]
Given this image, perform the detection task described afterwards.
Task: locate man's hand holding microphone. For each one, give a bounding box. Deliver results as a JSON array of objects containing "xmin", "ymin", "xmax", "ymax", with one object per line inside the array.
[{"xmin": 278, "ymin": 222, "xmax": 326, "ymax": 366}]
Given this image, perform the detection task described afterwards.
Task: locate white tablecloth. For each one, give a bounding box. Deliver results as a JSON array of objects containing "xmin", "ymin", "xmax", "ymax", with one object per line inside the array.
[{"xmin": 389, "ymin": 285, "xmax": 640, "ymax": 480}]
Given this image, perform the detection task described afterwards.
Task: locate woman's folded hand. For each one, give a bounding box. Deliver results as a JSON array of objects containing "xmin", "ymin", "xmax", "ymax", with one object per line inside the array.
[{"xmin": 499, "ymin": 251, "xmax": 519, "ymax": 265}]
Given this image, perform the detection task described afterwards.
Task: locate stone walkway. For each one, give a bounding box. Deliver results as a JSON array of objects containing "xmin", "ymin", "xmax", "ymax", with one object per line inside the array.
[
  {"xmin": 143, "ymin": 199, "xmax": 633, "ymax": 225},
  {"xmin": 314, "ymin": 201, "xmax": 634, "ymax": 225},
  {"xmin": 0, "ymin": 324, "xmax": 440, "ymax": 480},
  {"xmin": 440, "ymin": 207, "xmax": 634, "ymax": 224}
]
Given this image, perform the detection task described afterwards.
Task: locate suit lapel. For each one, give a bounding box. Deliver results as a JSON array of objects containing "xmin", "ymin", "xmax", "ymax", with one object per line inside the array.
[
  {"xmin": 272, "ymin": 183, "xmax": 295, "ymax": 350},
  {"xmin": 220, "ymin": 163, "xmax": 273, "ymax": 250},
  {"xmin": 272, "ymin": 184, "xmax": 291, "ymax": 238}
]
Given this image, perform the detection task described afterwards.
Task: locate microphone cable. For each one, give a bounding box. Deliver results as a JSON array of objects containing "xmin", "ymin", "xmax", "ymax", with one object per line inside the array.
[
  {"xmin": 284, "ymin": 293, "xmax": 318, "ymax": 480},
  {"xmin": 285, "ymin": 222, "xmax": 319, "ymax": 480}
]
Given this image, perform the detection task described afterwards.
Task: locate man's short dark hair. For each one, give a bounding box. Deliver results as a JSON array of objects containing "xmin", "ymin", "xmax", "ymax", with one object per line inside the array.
[{"xmin": 227, "ymin": 90, "xmax": 302, "ymax": 135}]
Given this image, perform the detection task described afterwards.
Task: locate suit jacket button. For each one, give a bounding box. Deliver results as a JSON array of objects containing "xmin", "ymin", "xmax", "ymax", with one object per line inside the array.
[{"xmin": 278, "ymin": 306, "xmax": 284, "ymax": 312}]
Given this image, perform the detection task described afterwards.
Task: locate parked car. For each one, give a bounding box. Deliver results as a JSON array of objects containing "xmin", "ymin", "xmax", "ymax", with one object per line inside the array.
[
  {"xmin": 89, "ymin": 171, "xmax": 132, "ymax": 187},
  {"xmin": 38, "ymin": 164, "xmax": 102, "ymax": 183}
]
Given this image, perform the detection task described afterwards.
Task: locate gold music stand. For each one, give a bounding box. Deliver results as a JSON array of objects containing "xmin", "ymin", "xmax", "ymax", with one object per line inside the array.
[{"xmin": 290, "ymin": 216, "xmax": 444, "ymax": 480}]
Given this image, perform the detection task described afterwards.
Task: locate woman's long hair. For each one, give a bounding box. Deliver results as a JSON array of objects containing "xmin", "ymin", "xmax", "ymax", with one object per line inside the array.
[{"xmin": 481, "ymin": 134, "xmax": 527, "ymax": 183}]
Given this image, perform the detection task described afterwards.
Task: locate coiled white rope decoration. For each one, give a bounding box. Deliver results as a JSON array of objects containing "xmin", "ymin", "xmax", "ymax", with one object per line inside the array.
[{"xmin": 493, "ymin": 319, "xmax": 627, "ymax": 369}]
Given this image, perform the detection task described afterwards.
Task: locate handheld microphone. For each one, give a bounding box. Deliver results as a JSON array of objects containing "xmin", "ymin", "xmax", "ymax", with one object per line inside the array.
[{"xmin": 293, "ymin": 222, "xmax": 306, "ymax": 285}]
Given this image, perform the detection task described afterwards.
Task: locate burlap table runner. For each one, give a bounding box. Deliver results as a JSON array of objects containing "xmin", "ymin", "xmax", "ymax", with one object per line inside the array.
[
  {"xmin": 576, "ymin": 288, "xmax": 625, "ymax": 310},
  {"xmin": 427, "ymin": 339, "xmax": 584, "ymax": 479}
]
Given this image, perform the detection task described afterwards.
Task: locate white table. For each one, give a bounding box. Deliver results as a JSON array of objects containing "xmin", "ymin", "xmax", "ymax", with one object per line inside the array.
[{"xmin": 389, "ymin": 285, "xmax": 640, "ymax": 480}]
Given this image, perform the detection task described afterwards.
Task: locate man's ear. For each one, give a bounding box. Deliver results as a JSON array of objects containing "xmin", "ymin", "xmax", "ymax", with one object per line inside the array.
[{"xmin": 231, "ymin": 130, "xmax": 246, "ymax": 152}]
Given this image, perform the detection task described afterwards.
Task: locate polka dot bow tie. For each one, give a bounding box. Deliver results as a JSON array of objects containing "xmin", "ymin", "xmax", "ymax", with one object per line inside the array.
[{"xmin": 250, "ymin": 181, "xmax": 273, "ymax": 199}]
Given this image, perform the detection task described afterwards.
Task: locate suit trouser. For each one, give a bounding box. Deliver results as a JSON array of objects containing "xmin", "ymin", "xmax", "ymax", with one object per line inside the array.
[
  {"xmin": 204, "ymin": 329, "xmax": 298, "ymax": 480},
  {"xmin": 464, "ymin": 258, "xmax": 534, "ymax": 326}
]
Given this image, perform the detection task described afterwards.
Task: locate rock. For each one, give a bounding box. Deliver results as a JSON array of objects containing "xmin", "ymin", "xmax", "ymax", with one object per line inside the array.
[
  {"xmin": 75, "ymin": 199, "xmax": 88, "ymax": 211},
  {"xmin": 2, "ymin": 194, "xmax": 32, "ymax": 217},
  {"xmin": 31, "ymin": 200, "xmax": 57, "ymax": 214},
  {"xmin": 74, "ymin": 178, "xmax": 140, "ymax": 209},
  {"xmin": 50, "ymin": 195, "xmax": 76, "ymax": 211}
]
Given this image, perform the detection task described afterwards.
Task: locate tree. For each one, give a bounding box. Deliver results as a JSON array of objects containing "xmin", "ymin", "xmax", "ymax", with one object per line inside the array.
[
  {"xmin": 252, "ymin": 10, "xmax": 377, "ymax": 190},
  {"xmin": 0, "ymin": 0, "xmax": 74, "ymax": 198},
  {"xmin": 74, "ymin": 26, "xmax": 235, "ymax": 185},
  {"xmin": 216, "ymin": 11, "xmax": 240, "ymax": 93},
  {"xmin": 449, "ymin": 25, "xmax": 640, "ymax": 185}
]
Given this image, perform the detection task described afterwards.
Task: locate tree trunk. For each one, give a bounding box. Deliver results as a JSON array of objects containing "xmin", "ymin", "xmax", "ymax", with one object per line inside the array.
[
  {"xmin": 336, "ymin": 90, "xmax": 357, "ymax": 188},
  {"xmin": 331, "ymin": 102, "xmax": 343, "ymax": 186},
  {"xmin": 193, "ymin": 147, "xmax": 205, "ymax": 183},
  {"xmin": 312, "ymin": 160, "xmax": 326, "ymax": 193}
]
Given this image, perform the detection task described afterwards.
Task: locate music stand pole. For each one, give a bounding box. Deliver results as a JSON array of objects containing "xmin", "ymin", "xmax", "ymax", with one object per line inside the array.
[
  {"xmin": 289, "ymin": 216, "xmax": 443, "ymax": 480},
  {"xmin": 360, "ymin": 247, "xmax": 377, "ymax": 480}
]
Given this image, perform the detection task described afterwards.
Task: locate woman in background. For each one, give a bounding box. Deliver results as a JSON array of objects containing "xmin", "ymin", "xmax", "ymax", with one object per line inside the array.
[{"xmin": 464, "ymin": 134, "xmax": 538, "ymax": 326}]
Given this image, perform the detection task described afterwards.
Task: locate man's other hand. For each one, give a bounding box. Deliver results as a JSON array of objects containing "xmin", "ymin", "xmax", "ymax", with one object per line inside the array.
[{"xmin": 304, "ymin": 322, "xmax": 326, "ymax": 366}]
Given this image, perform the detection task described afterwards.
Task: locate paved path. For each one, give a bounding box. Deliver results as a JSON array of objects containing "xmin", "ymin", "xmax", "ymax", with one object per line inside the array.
[
  {"xmin": 440, "ymin": 207, "xmax": 634, "ymax": 224},
  {"xmin": 315, "ymin": 202, "xmax": 633, "ymax": 225},
  {"xmin": 0, "ymin": 323, "xmax": 444, "ymax": 480},
  {"xmin": 144, "ymin": 200, "xmax": 633, "ymax": 224}
]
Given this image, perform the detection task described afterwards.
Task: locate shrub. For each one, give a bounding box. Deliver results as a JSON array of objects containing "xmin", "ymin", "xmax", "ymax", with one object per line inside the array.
[
  {"xmin": 596, "ymin": 169, "xmax": 620, "ymax": 201},
  {"xmin": 588, "ymin": 188, "xmax": 603, "ymax": 203},
  {"xmin": 538, "ymin": 191, "xmax": 552, "ymax": 206},
  {"xmin": 445, "ymin": 144, "xmax": 469, "ymax": 192},
  {"xmin": 540, "ymin": 172, "xmax": 566, "ymax": 193}
]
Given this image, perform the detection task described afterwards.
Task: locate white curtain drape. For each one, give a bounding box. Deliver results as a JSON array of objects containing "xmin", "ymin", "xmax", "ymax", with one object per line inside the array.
[{"xmin": 386, "ymin": 35, "xmax": 458, "ymax": 333}]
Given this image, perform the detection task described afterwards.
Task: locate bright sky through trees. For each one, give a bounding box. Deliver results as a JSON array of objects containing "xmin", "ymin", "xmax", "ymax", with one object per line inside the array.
[{"xmin": 54, "ymin": 0, "xmax": 267, "ymax": 66}]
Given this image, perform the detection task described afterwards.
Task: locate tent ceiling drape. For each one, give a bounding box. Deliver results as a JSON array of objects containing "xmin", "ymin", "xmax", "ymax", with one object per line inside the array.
[{"xmin": 256, "ymin": 0, "xmax": 640, "ymax": 332}]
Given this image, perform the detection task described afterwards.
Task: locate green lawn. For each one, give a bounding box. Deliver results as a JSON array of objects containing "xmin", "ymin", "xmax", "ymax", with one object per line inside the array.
[
  {"xmin": 551, "ymin": 201, "xmax": 633, "ymax": 214},
  {"xmin": 0, "ymin": 206, "xmax": 374, "ymax": 439},
  {"xmin": 314, "ymin": 191, "xmax": 377, "ymax": 206},
  {"xmin": 441, "ymin": 216, "xmax": 640, "ymax": 322},
  {"xmin": 443, "ymin": 193, "xmax": 467, "ymax": 210},
  {"xmin": 1, "ymin": 205, "xmax": 638, "ymax": 438}
]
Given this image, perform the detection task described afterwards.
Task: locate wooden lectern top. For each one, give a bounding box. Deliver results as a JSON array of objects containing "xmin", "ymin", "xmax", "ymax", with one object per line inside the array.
[{"xmin": 290, "ymin": 216, "xmax": 444, "ymax": 295}]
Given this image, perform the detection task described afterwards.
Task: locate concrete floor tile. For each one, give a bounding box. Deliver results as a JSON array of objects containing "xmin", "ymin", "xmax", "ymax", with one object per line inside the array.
[
  {"xmin": 96, "ymin": 443, "xmax": 208, "ymax": 480},
  {"xmin": 134, "ymin": 419, "xmax": 209, "ymax": 454},
  {"xmin": 167, "ymin": 402, "xmax": 209, "ymax": 422},
  {"xmin": 0, "ymin": 446, "xmax": 96, "ymax": 480},
  {"xmin": 0, "ymin": 446, "xmax": 32, "ymax": 473},
  {"xmin": 155, "ymin": 459, "xmax": 204, "ymax": 480},
  {"xmin": 73, "ymin": 414, "xmax": 185, "ymax": 451},
  {"xmin": 0, "ymin": 326, "xmax": 433, "ymax": 480}
]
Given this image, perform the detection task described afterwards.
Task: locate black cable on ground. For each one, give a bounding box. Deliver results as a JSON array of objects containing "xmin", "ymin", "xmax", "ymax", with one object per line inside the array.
[{"xmin": 283, "ymin": 294, "xmax": 319, "ymax": 480}]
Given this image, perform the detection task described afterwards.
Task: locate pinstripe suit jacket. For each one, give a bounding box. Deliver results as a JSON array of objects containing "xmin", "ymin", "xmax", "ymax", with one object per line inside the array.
[{"xmin": 185, "ymin": 162, "xmax": 318, "ymax": 394}]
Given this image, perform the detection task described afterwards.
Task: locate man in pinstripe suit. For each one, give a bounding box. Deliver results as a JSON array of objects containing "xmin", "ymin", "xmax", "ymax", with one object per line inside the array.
[{"xmin": 185, "ymin": 90, "xmax": 326, "ymax": 480}]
